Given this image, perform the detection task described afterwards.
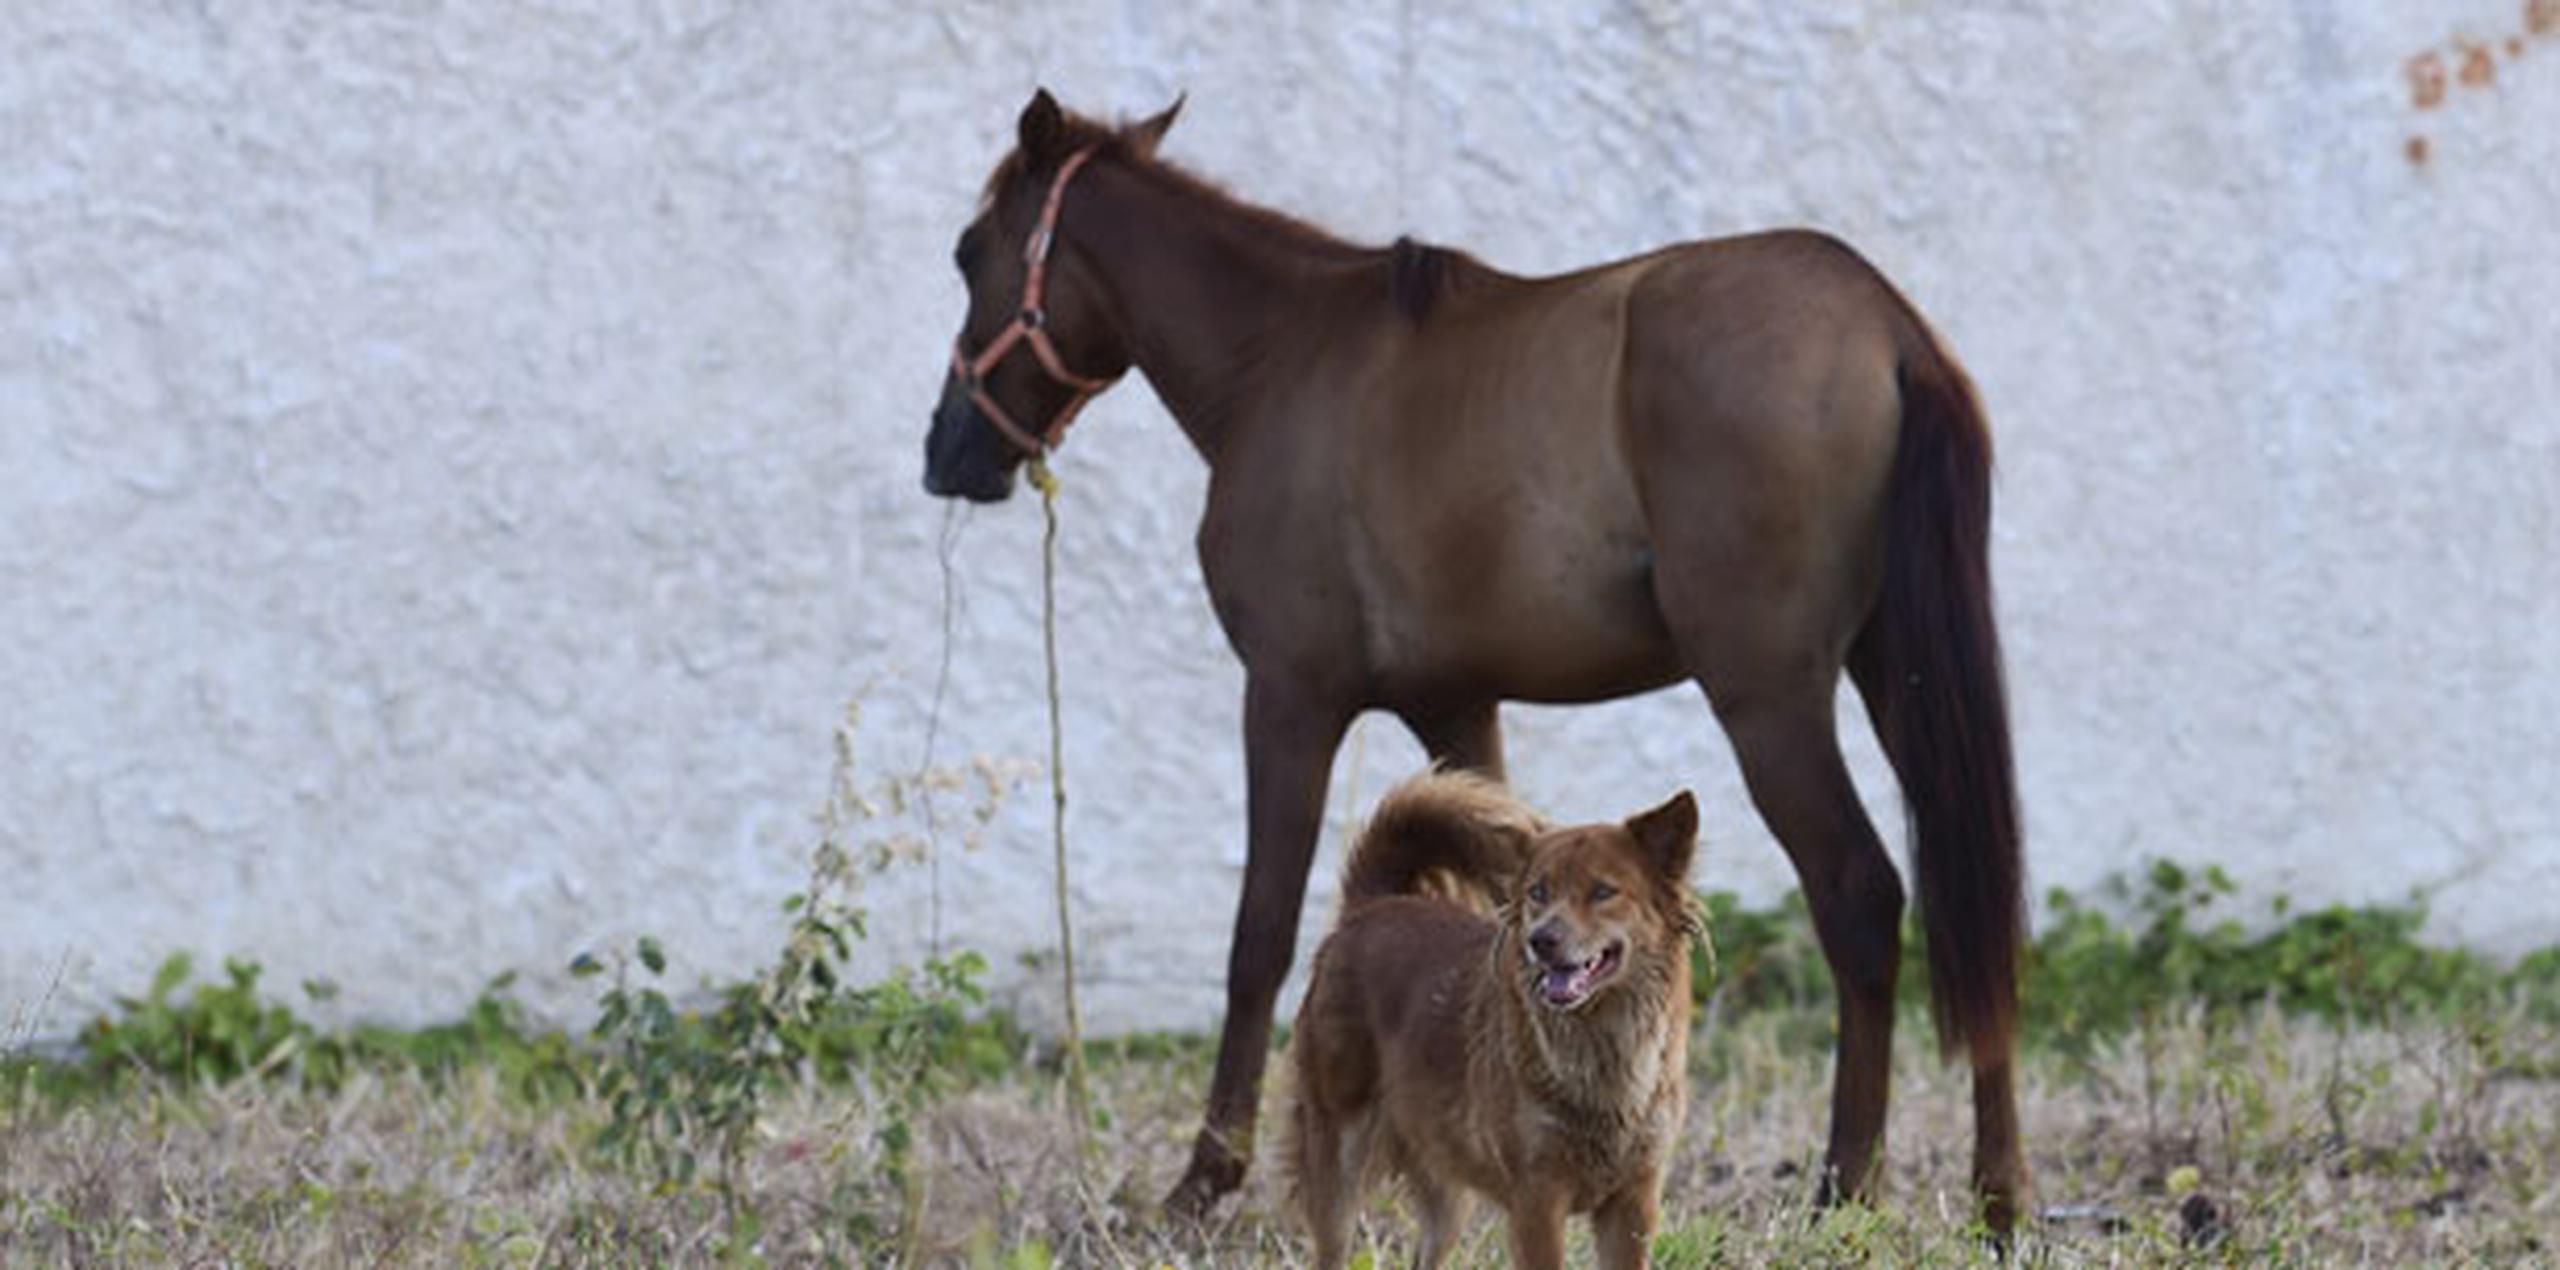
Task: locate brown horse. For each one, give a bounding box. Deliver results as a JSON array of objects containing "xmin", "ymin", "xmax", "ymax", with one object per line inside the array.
[{"xmin": 923, "ymin": 91, "xmax": 2028, "ymax": 1232}]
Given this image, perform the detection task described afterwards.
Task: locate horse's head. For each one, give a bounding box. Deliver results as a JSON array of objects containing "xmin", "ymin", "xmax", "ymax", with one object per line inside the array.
[{"xmin": 924, "ymin": 89, "xmax": 1180, "ymax": 502}]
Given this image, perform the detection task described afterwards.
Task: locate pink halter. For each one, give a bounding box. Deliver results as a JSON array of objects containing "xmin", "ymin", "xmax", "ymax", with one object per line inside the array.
[{"xmin": 948, "ymin": 146, "xmax": 1119, "ymax": 454}]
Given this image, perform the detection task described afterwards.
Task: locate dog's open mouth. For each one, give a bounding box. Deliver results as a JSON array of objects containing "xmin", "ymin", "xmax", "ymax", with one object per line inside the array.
[{"xmin": 1537, "ymin": 941, "xmax": 1623, "ymax": 1009}]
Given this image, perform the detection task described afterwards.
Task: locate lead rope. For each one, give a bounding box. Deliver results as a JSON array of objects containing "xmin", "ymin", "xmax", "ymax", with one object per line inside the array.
[
  {"xmin": 920, "ymin": 502, "xmax": 965, "ymax": 956},
  {"xmin": 1030, "ymin": 457, "xmax": 1096, "ymax": 1165}
]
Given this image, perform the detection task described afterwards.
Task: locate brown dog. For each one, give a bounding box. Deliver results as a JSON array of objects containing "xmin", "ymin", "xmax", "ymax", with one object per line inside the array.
[{"xmin": 1287, "ymin": 772, "xmax": 1700, "ymax": 1270}]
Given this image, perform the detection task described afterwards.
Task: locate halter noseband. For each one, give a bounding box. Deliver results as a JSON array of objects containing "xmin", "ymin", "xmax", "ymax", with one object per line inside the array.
[{"xmin": 949, "ymin": 146, "xmax": 1118, "ymax": 455}]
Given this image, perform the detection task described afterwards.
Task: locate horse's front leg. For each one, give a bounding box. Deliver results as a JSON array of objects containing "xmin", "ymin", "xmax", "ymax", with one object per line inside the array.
[{"xmin": 1164, "ymin": 676, "xmax": 1353, "ymax": 1221}]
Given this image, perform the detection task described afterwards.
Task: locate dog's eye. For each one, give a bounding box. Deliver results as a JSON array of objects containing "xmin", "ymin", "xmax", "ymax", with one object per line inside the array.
[
  {"xmin": 1591, "ymin": 883, "xmax": 1617, "ymax": 903},
  {"xmin": 1527, "ymin": 880, "xmax": 1550, "ymax": 904}
]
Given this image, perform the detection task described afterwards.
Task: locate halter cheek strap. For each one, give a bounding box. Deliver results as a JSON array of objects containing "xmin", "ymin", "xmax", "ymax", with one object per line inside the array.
[{"xmin": 950, "ymin": 146, "xmax": 1119, "ymax": 455}]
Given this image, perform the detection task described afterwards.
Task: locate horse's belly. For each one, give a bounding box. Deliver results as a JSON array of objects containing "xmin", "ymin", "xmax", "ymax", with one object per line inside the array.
[
  {"xmin": 1370, "ymin": 552, "xmax": 1685, "ymax": 706},
  {"xmin": 1468, "ymin": 596, "xmax": 1685, "ymax": 704},
  {"xmin": 1502, "ymin": 636, "xmax": 1687, "ymax": 703}
]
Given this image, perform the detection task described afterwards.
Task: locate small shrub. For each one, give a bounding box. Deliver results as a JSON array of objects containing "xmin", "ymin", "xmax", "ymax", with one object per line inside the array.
[
  {"xmin": 1691, "ymin": 859, "xmax": 2560, "ymax": 1059},
  {"xmin": 7, "ymin": 956, "xmax": 585, "ymax": 1107},
  {"xmin": 573, "ymin": 694, "xmax": 1032, "ymax": 1238},
  {"xmin": 77, "ymin": 954, "xmax": 305, "ymax": 1087},
  {"xmin": 576, "ymin": 924, "xmax": 1020, "ymax": 1207},
  {"xmin": 317, "ymin": 974, "xmax": 590, "ymax": 1101}
]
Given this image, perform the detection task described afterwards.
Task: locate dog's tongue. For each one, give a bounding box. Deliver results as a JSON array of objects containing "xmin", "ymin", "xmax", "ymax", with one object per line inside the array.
[{"xmin": 1542, "ymin": 959, "xmax": 1597, "ymax": 1006}]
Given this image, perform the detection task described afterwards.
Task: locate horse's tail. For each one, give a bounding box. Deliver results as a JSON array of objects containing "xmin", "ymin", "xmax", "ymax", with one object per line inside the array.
[
  {"xmin": 1338, "ymin": 771, "xmax": 1544, "ymax": 912},
  {"xmin": 1857, "ymin": 327, "xmax": 2025, "ymax": 1069}
]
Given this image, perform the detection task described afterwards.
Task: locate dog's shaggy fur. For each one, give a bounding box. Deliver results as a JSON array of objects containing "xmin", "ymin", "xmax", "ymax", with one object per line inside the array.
[{"xmin": 1287, "ymin": 772, "xmax": 1700, "ymax": 1270}]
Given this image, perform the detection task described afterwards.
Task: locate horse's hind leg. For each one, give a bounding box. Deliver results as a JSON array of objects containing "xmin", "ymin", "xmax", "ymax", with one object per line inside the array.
[
  {"xmin": 1652, "ymin": 565, "xmax": 1903, "ymax": 1202},
  {"xmin": 1710, "ymin": 681, "xmax": 1905, "ymax": 1204},
  {"xmin": 1627, "ymin": 305, "xmax": 1907, "ymax": 1203}
]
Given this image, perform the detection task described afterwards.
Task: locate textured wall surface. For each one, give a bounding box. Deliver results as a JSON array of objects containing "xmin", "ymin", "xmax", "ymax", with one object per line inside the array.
[{"xmin": 5, "ymin": 2, "xmax": 2555, "ymax": 1039}]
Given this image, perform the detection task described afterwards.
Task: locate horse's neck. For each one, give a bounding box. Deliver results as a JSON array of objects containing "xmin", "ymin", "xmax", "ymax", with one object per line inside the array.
[{"xmin": 1070, "ymin": 163, "xmax": 1366, "ymax": 462}]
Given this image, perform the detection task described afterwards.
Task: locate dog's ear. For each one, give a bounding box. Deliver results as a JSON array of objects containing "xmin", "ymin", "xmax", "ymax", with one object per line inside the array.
[{"xmin": 1624, "ymin": 790, "xmax": 1698, "ymax": 885}]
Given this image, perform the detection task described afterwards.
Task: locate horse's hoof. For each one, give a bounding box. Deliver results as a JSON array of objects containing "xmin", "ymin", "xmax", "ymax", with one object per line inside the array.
[
  {"xmin": 1161, "ymin": 1130, "xmax": 1248, "ymax": 1224},
  {"xmin": 1809, "ymin": 1157, "xmax": 1877, "ymax": 1210},
  {"xmin": 1976, "ymin": 1168, "xmax": 2028, "ymax": 1242}
]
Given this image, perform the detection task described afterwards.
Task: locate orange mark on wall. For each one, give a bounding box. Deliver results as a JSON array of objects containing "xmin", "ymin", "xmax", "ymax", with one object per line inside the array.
[
  {"xmin": 2458, "ymin": 42, "xmax": 2499, "ymax": 87},
  {"xmin": 2407, "ymin": 51, "xmax": 2450, "ymax": 107},
  {"xmin": 2404, "ymin": 5, "xmax": 2560, "ymax": 112},
  {"xmin": 2402, "ymin": 4, "xmax": 2559, "ymax": 168}
]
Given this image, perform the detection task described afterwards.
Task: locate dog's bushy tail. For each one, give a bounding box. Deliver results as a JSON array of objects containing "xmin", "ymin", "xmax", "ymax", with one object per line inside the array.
[{"xmin": 1339, "ymin": 771, "xmax": 1544, "ymax": 912}]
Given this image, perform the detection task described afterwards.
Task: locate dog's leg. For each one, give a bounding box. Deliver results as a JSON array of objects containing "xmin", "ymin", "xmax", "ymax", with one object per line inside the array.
[
  {"xmin": 1502, "ymin": 1189, "xmax": 1572, "ymax": 1270},
  {"xmin": 1407, "ymin": 1171, "xmax": 1472, "ymax": 1270},
  {"xmin": 1591, "ymin": 1181, "xmax": 1662, "ymax": 1270},
  {"xmin": 1297, "ymin": 1104, "xmax": 1374, "ymax": 1270}
]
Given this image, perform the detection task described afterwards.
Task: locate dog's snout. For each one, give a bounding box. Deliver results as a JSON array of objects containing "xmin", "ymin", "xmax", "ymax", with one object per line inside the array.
[{"xmin": 1528, "ymin": 924, "xmax": 1561, "ymax": 961}]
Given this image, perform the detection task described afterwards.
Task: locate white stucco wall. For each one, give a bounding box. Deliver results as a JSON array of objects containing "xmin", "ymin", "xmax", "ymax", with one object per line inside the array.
[{"xmin": 5, "ymin": 2, "xmax": 2555, "ymax": 1040}]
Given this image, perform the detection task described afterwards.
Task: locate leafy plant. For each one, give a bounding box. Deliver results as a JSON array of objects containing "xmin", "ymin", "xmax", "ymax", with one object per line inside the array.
[
  {"xmin": 578, "ymin": 937, "xmax": 760, "ymax": 1198},
  {"xmin": 572, "ymin": 695, "xmax": 1031, "ymax": 1246},
  {"xmin": 75, "ymin": 954, "xmax": 304, "ymax": 1087},
  {"xmin": 3, "ymin": 957, "xmax": 587, "ymax": 1109},
  {"xmin": 1688, "ymin": 859, "xmax": 2560, "ymax": 1061},
  {"xmin": 315, "ymin": 973, "xmax": 590, "ymax": 1101},
  {"xmin": 574, "ymin": 925, "xmax": 1018, "ymax": 1212}
]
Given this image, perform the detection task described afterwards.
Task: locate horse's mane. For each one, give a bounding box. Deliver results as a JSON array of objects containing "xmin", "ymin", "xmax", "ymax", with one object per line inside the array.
[
  {"xmin": 1388, "ymin": 236, "xmax": 1465, "ymax": 323},
  {"xmin": 994, "ymin": 106, "xmax": 1487, "ymax": 324}
]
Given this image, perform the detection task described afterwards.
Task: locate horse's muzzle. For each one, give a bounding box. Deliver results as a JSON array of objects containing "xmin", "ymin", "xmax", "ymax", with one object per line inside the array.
[
  {"xmin": 923, "ymin": 396, "xmax": 1019, "ymax": 504},
  {"xmin": 922, "ymin": 461, "xmax": 1014, "ymax": 504}
]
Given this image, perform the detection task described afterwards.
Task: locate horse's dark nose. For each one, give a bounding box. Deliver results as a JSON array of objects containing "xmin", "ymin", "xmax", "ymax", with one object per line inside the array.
[
  {"xmin": 1528, "ymin": 924, "xmax": 1561, "ymax": 962},
  {"xmin": 922, "ymin": 401, "xmax": 1020, "ymax": 504},
  {"xmin": 924, "ymin": 389, "xmax": 978, "ymax": 497},
  {"xmin": 923, "ymin": 414, "xmax": 959, "ymax": 496},
  {"xmin": 923, "ymin": 422, "xmax": 961, "ymax": 496}
]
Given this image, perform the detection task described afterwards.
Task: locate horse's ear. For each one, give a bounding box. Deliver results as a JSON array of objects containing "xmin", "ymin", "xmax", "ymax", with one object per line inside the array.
[
  {"xmin": 1125, "ymin": 94, "xmax": 1184, "ymax": 156},
  {"xmin": 1018, "ymin": 88, "xmax": 1068, "ymax": 164}
]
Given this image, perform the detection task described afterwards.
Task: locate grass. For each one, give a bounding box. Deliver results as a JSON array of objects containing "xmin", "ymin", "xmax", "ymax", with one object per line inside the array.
[
  {"xmin": 5, "ymin": 999, "xmax": 2556, "ymax": 1266},
  {"xmin": 8, "ymin": 853, "xmax": 2559, "ymax": 1267}
]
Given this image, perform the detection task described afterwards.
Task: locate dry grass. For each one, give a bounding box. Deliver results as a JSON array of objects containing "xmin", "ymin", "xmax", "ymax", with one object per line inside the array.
[{"xmin": 4, "ymin": 1009, "xmax": 2556, "ymax": 1267}]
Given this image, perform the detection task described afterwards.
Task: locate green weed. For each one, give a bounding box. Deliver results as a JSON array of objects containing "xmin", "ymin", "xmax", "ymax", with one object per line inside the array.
[{"xmin": 1687, "ymin": 859, "xmax": 2560, "ymax": 1060}]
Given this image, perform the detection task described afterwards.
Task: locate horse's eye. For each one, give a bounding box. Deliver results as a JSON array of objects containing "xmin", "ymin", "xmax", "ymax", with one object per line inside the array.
[
  {"xmin": 1527, "ymin": 880, "xmax": 1550, "ymax": 905},
  {"xmin": 1591, "ymin": 883, "xmax": 1617, "ymax": 903}
]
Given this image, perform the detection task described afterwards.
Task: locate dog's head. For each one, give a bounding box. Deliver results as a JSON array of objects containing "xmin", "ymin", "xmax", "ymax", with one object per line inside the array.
[{"xmin": 1511, "ymin": 791, "xmax": 1699, "ymax": 1011}]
